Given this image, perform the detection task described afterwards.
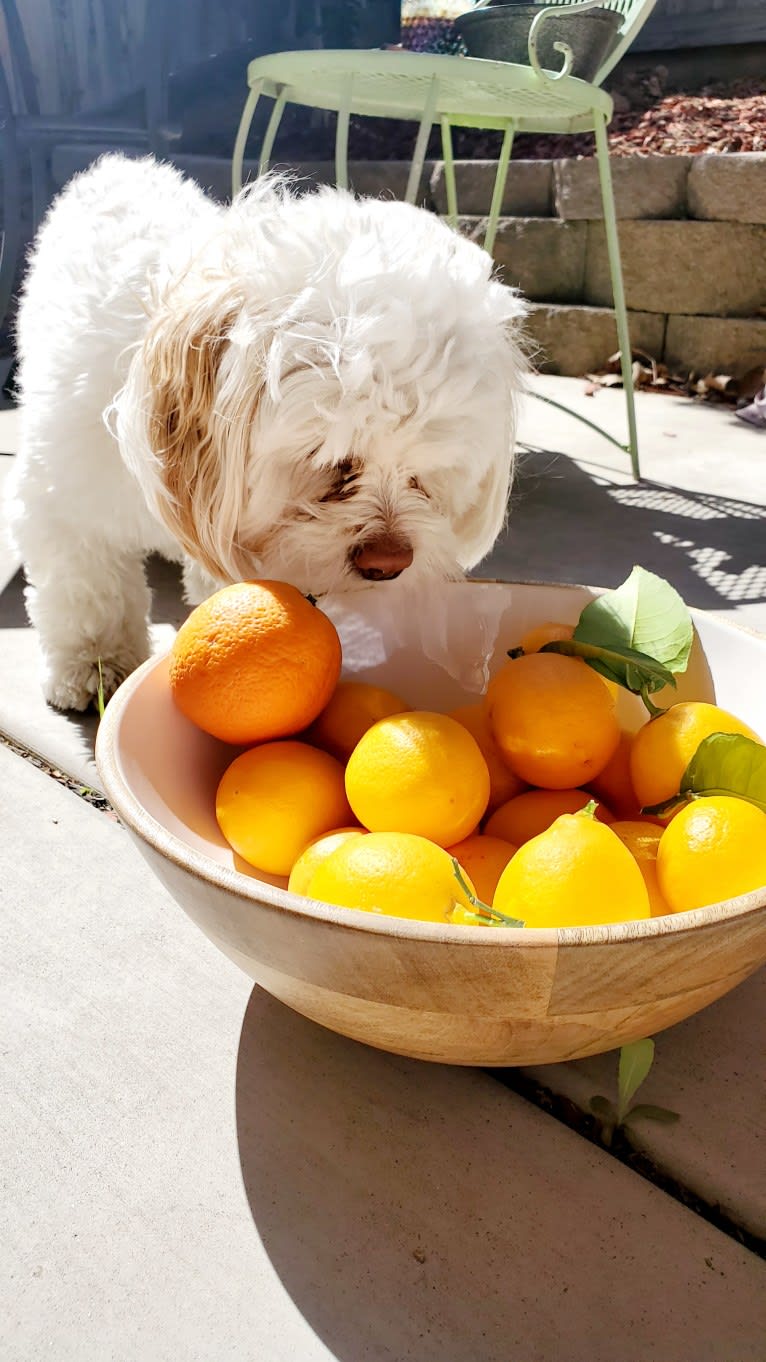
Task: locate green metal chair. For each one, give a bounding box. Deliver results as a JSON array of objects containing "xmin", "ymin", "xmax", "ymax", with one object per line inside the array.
[{"xmin": 232, "ymin": 0, "xmax": 658, "ymax": 480}]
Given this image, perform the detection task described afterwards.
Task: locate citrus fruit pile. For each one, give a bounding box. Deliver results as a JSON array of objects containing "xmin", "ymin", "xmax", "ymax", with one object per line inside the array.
[{"xmin": 167, "ymin": 579, "xmax": 766, "ymax": 931}]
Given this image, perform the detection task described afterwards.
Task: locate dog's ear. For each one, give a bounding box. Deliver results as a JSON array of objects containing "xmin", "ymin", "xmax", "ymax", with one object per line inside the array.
[
  {"xmin": 449, "ymin": 446, "xmax": 516, "ymax": 570},
  {"xmin": 140, "ymin": 292, "xmax": 262, "ymax": 582}
]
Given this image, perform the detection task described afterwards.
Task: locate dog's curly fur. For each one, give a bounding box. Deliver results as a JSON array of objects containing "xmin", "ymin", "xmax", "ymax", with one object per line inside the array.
[{"xmin": 6, "ymin": 154, "xmax": 527, "ymax": 711}]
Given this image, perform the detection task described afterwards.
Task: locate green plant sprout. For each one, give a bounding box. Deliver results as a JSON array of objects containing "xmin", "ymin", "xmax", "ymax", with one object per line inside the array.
[
  {"xmin": 96, "ymin": 659, "xmax": 106, "ymax": 719},
  {"xmin": 589, "ymin": 1038, "xmax": 679, "ymax": 1148}
]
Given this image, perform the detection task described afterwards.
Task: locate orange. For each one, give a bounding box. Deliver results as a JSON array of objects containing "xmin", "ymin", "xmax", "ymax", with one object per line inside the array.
[
  {"xmin": 307, "ymin": 831, "xmax": 475, "ymax": 923},
  {"xmin": 485, "ymin": 788, "xmax": 613, "ymax": 846},
  {"xmin": 307, "ymin": 681, "xmax": 411, "ymax": 762},
  {"xmin": 610, "ymin": 820, "xmax": 671, "ymax": 916},
  {"xmin": 445, "ymin": 833, "xmax": 517, "ymax": 904},
  {"xmin": 630, "ymin": 702, "xmax": 763, "ymax": 812},
  {"xmin": 288, "ymin": 827, "xmax": 365, "ymax": 896},
  {"xmin": 657, "ymin": 796, "xmax": 766, "ymax": 913},
  {"xmin": 485, "ymin": 652, "xmax": 621, "ymax": 790},
  {"xmin": 169, "ymin": 580, "xmax": 341, "ymax": 745},
  {"xmin": 216, "ymin": 740, "xmax": 351, "ymax": 876},
  {"xmin": 515, "ymin": 622, "xmax": 617, "ymax": 700},
  {"xmin": 493, "ymin": 809, "xmax": 650, "ymax": 929},
  {"xmin": 345, "ymin": 711, "xmax": 490, "ymax": 848},
  {"xmin": 589, "ymin": 729, "xmax": 644, "ymax": 821},
  {"xmin": 448, "ymin": 702, "xmax": 527, "ymax": 813}
]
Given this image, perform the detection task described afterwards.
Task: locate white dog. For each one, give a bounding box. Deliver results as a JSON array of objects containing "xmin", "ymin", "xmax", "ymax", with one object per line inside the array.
[{"xmin": 7, "ymin": 153, "xmax": 527, "ymax": 711}]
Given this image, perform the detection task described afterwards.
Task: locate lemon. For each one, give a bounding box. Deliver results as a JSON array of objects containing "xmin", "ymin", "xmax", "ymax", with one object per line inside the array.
[
  {"xmin": 307, "ymin": 831, "xmax": 475, "ymax": 922},
  {"xmin": 657, "ymin": 796, "xmax": 766, "ymax": 912},
  {"xmin": 345, "ymin": 711, "xmax": 490, "ymax": 848},
  {"xmin": 493, "ymin": 809, "xmax": 650, "ymax": 929},
  {"xmin": 288, "ymin": 828, "xmax": 365, "ymax": 896}
]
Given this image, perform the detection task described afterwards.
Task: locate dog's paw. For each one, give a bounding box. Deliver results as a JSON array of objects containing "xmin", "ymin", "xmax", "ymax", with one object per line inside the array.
[{"xmin": 42, "ymin": 650, "xmax": 146, "ymax": 713}]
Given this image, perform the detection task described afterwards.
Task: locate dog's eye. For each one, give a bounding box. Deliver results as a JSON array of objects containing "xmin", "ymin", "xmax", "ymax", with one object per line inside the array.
[
  {"xmin": 408, "ymin": 475, "xmax": 428, "ymax": 496},
  {"xmin": 320, "ymin": 457, "xmax": 360, "ymax": 503}
]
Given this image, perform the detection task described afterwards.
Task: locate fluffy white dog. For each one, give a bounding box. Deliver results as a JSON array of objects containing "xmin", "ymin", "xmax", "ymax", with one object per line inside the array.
[{"xmin": 7, "ymin": 153, "xmax": 527, "ymax": 711}]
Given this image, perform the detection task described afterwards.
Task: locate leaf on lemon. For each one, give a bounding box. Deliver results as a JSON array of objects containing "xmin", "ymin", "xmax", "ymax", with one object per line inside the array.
[
  {"xmin": 678, "ymin": 733, "xmax": 766, "ymax": 814},
  {"xmin": 574, "ymin": 566, "xmax": 693, "ymax": 676},
  {"xmin": 541, "ymin": 636, "xmax": 676, "ymax": 697},
  {"xmin": 617, "ymin": 1037, "xmax": 655, "ymax": 1123}
]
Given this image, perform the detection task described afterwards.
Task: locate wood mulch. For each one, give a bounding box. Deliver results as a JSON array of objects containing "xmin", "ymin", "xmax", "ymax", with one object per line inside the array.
[{"xmin": 260, "ymin": 73, "xmax": 766, "ymax": 163}]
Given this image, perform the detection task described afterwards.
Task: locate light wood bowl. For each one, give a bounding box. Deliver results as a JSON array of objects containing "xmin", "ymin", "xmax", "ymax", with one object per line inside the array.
[{"xmin": 95, "ymin": 581, "xmax": 766, "ymax": 1066}]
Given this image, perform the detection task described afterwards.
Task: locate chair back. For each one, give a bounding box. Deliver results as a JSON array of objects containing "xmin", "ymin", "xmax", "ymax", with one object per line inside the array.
[{"xmin": 532, "ymin": 0, "xmax": 658, "ymax": 84}]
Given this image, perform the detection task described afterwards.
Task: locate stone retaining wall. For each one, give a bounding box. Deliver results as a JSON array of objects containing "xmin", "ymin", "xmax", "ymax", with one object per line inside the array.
[
  {"xmin": 50, "ymin": 146, "xmax": 766, "ymax": 377},
  {"xmin": 432, "ymin": 153, "xmax": 766, "ymax": 377}
]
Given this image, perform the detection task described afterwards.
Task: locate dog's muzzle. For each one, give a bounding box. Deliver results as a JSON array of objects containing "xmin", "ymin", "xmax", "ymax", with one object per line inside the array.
[{"xmin": 352, "ymin": 535, "xmax": 414, "ymax": 582}]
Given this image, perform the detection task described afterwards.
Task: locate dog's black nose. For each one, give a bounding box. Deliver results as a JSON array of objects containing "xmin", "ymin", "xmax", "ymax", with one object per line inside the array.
[{"xmin": 352, "ymin": 536, "xmax": 414, "ymax": 581}]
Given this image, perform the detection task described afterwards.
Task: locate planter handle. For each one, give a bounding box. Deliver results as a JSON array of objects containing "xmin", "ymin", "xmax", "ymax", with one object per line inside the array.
[{"xmin": 528, "ymin": 0, "xmax": 611, "ymax": 81}]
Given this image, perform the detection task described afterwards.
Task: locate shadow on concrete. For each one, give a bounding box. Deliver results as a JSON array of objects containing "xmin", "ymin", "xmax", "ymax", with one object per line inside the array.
[
  {"xmin": 233, "ymin": 986, "xmax": 569, "ymax": 1362},
  {"xmin": 484, "ymin": 448, "xmax": 766, "ymax": 614}
]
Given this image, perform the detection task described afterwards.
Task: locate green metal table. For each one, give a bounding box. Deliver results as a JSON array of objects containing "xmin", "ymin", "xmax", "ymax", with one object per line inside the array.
[{"xmin": 232, "ymin": 48, "xmax": 640, "ymax": 479}]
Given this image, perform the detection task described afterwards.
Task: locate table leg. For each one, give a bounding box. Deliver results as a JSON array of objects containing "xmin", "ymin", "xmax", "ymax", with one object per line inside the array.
[
  {"xmin": 232, "ymin": 80, "xmax": 263, "ymax": 196},
  {"xmin": 594, "ymin": 111, "xmax": 640, "ymax": 481},
  {"xmin": 405, "ymin": 75, "xmax": 438, "ymax": 206},
  {"xmin": 440, "ymin": 116, "xmax": 457, "ymax": 229},
  {"xmin": 484, "ymin": 123, "xmax": 514, "ymax": 258},
  {"xmin": 259, "ymin": 86, "xmax": 288, "ymax": 176},
  {"xmin": 335, "ymin": 75, "xmax": 354, "ymax": 191}
]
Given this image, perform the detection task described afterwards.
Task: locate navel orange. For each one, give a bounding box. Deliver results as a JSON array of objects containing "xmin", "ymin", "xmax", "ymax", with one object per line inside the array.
[{"xmin": 169, "ymin": 580, "xmax": 341, "ymax": 745}]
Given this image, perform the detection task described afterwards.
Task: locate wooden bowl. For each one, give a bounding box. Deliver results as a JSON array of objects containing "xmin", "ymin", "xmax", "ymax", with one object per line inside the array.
[{"xmin": 95, "ymin": 581, "xmax": 766, "ymax": 1066}]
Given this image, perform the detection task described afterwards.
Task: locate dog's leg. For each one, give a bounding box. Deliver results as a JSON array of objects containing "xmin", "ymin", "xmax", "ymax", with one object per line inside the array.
[{"xmin": 21, "ymin": 546, "xmax": 152, "ymax": 712}]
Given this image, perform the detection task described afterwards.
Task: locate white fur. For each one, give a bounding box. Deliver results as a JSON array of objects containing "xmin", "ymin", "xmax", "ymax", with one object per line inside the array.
[{"xmin": 6, "ymin": 154, "xmax": 527, "ymax": 710}]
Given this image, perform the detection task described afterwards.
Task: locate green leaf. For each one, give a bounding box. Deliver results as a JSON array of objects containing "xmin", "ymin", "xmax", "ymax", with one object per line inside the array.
[
  {"xmin": 589, "ymin": 1095, "xmax": 617, "ymax": 1122},
  {"xmin": 542, "ymin": 637, "xmax": 676, "ymax": 697},
  {"xmin": 574, "ymin": 566, "xmax": 693, "ymax": 676},
  {"xmin": 617, "ymin": 1038, "xmax": 655, "ymax": 1123},
  {"xmin": 96, "ymin": 658, "xmax": 106, "ymax": 719},
  {"xmin": 681, "ymin": 733, "xmax": 766, "ymax": 814},
  {"xmin": 624, "ymin": 1103, "xmax": 680, "ymax": 1126}
]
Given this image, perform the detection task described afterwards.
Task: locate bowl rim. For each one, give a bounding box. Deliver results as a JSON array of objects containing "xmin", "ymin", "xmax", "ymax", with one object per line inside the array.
[{"xmin": 94, "ymin": 580, "xmax": 766, "ymax": 950}]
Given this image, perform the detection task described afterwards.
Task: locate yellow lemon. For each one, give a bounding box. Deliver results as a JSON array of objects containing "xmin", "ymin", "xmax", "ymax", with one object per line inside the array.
[
  {"xmin": 493, "ymin": 810, "xmax": 650, "ymax": 929},
  {"xmin": 288, "ymin": 827, "xmax": 365, "ymax": 896},
  {"xmin": 307, "ymin": 831, "xmax": 475, "ymax": 923},
  {"xmin": 657, "ymin": 796, "xmax": 766, "ymax": 912},
  {"xmin": 345, "ymin": 711, "xmax": 490, "ymax": 848}
]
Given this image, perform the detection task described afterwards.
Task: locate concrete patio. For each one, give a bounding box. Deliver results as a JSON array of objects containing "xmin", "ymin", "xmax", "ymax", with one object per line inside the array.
[{"xmin": 2, "ymin": 376, "xmax": 765, "ymax": 1359}]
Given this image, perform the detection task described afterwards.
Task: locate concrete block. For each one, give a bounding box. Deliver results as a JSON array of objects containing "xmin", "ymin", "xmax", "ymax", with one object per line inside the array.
[
  {"xmin": 688, "ymin": 153, "xmax": 766, "ymax": 225},
  {"xmin": 431, "ymin": 159, "xmax": 553, "ymax": 217},
  {"xmin": 524, "ymin": 303, "xmax": 666, "ymax": 377},
  {"xmin": 464, "ymin": 217, "xmax": 586, "ymax": 302},
  {"xmin": 585, "ymin": 220, "xmax": 766, "ymax": 317},
  {"xmin": 555, "ymin": 155, "xmax": 691, "ymax": 220},
  {"xmin": 664, "ymin": 314, "xmax": 766, "ymax": 376},
  {"xmin": 51, "ymin": 149, "xmax": 437, "ymax": 206}
]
